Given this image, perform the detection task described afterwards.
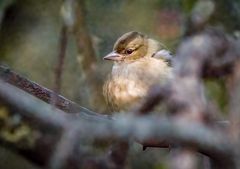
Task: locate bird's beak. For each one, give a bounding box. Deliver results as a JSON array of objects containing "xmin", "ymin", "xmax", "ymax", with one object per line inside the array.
[{"xmin": 103, "ymin": 51, "xmax": 123, "ymax": 61}]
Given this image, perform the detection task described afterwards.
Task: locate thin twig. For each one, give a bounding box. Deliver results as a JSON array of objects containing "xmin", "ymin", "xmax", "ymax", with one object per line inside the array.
[{"xmin": 51, "ymin": 25, "xmax": 68, "ymax": 106}]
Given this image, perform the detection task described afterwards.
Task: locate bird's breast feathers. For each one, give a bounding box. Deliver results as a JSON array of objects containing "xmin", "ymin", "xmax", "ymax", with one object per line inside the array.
[{"xmin": 103, "ymin": 57, "xmax": 172, "ymax": 111}]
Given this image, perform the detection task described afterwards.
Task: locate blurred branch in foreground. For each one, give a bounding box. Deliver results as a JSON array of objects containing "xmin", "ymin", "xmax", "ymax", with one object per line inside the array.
[
  {"xmin": 0, "ymin": 80, "xmax": 235, "ymax": 169},
  {"xmin": 135, "ymin": 28, "xmax": 240, "ymax": 169}
]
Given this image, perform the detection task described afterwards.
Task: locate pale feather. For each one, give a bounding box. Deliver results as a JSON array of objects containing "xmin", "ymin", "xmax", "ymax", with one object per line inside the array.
[{"xmin": 103, "ymin": 57, "xmax": 172, "ymax": 111}]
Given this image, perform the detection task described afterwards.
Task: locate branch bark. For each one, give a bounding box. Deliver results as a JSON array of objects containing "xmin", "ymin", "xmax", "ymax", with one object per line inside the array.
[{"xmin": 0, "ymin": 65, "xmax": 109, "ymax": 119}]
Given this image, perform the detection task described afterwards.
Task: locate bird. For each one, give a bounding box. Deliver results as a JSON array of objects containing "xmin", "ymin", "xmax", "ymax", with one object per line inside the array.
[{"xmin": 103, "ymin": 31, "xmax": 173, "ymax": 112}]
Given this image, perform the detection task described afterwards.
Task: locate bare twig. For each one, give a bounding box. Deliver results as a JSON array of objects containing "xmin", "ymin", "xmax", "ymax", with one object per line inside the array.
[
  {"xmin": 229, "ymin": 58, "xmax": 240, "ymax": 141},
  {"xmin": 51, "ymin": 25, "xmax": 68, "ymax": 106},
  {"xmin": 71, "ymin": 0, "xmax": 105, "ymax": 110},
  {"xmin": 183, "ymin": 0, "xmax": 215, "ymax": 36},
  {"xmin": 49, "ymin": 126, "xmax": 80, "ymax": 169},
  {"xmin": 229, "ymin": 58, "xmax": 240, "ymax": 169}
]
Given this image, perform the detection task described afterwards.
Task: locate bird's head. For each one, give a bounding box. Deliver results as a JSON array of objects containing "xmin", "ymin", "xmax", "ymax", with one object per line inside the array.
[{"xmin": 103, "ymin": 31, "xmax": 160, "ymax": 62}]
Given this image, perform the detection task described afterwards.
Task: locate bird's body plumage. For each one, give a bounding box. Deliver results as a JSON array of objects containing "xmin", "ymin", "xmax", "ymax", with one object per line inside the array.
[{"xmin": 103, "ymin": 31, "xmax": 172, "ymax": 111}]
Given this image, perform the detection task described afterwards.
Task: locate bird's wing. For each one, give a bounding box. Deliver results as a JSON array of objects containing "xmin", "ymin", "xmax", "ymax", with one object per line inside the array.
[{"xmin": 152, "ymin": 49, "xmax": 173, "ymax": 66}]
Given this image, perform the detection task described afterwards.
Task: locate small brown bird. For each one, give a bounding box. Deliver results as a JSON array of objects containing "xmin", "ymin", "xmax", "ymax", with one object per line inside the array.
[{"xmin": 103, "ymin": 31, "xmax": 172, "ymax": 112}]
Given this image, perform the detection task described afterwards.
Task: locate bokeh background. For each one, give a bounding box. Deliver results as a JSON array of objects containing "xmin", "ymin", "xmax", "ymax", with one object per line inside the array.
[
  {"xmin": 0, "ymin": 0, "xmax": 186, "ymax": 113},
  {"xmin": 0, "ymin": 0, "xmax": 240, "ymax": 169}
]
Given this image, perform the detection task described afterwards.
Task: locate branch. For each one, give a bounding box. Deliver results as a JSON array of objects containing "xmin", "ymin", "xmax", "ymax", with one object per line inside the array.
[
  {"xmin": 51, "ymin": 24, "xmax": 68, "ymax": 106},
  {"xmin": 132, "ymin": 28, "xmax": 240, "ymax": 169},
  {"xmin": 136, "ymin": 29, "xmax": 240, "ymax": 118},
  {"xmin": 68, "ymin": 0, "xmax": 105, "ymax": 110},
  {"xmin": 0, "ymin": 65, "xmax": 109, "ymax": 119},
  {"xmin": 0, "ymin": 80, "xmax": 235, "ymax": 169}
]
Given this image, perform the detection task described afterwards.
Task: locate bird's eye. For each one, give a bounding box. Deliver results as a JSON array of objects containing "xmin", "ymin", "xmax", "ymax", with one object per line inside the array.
[{"xmin": 126, "ymin": 49, "xmax": 133, "ymax": 54}]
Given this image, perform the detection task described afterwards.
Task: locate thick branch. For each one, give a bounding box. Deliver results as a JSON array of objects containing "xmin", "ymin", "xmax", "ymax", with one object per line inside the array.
[{"xmin": 0, "ymin": 65, "xmax": 109, "ymax": 119}]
